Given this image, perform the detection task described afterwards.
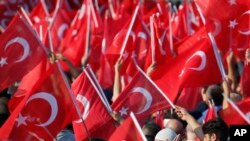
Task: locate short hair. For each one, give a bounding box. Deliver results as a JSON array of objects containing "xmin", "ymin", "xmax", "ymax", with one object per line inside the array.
[
  {"xmin": 142, "ymin": 121, "xmax": 161, "ymax": 138},
  {"xmin": 202, "ymin": 118, "xmax": 229, "ymax": 141},
  {"xmin": 206, "ymin": 85, "xmax": 223, "ymax": 106}
]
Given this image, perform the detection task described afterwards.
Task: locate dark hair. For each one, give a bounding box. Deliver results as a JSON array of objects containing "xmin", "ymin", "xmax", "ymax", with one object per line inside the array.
[
  {"xmin": 202, "ymin": 118, "xmax": 229, "ymax": 141},
  {"xmin": 142, "ymin": 121, "xmax": 161, "ymax": 138},
  {"xmin": 206, "ymin": 85, "xmax": 223, "ymax": 106}
]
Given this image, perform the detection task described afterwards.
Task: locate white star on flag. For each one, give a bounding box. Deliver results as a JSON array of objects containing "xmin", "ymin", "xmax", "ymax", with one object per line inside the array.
[
  {"xmin": 228, "ymin": 19, "xmax": 238, "ymax": 29},
  {"xmin": 16, "ymin": 114, "xmax": 28, "ymax": 127},
  {"xmin": 228, "ymin": 0, "xmax": 237, "ymax": 6},
  {"xmin": 119, "ymin": 107, "xmax": 129, "ymax": 116},
  {"xmin": 0, "ymin": 57, "xmax": 7, "ymax": 67}
]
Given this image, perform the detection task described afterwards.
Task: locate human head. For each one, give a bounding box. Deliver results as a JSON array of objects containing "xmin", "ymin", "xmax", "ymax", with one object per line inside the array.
[
  {"xmin": 202, "ymin": 118, "xmax": 229, "ymax": 141},
  {"xmin": 155, "ymin": 128, "xmax": 177, "ymax": 141},
  {"xmin": 166, "ymin": 119, "xmax": 184, "ymax": 134},
  {"xmin": 142, "ymin": 121, "xmax": 161, "ymax": 140},
  {"xmin": 205, "ymin": 85, "xmax": 223, "ymax": 106}
]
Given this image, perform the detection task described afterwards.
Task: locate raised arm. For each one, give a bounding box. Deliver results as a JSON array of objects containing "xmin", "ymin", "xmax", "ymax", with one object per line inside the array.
[
  {"xmin": 112, "ymin": 58, "xmax": 123, "ymax": 102},
  {"xmin": 175, "ymin": 106, "xmax": 204, "ymax": 140}
]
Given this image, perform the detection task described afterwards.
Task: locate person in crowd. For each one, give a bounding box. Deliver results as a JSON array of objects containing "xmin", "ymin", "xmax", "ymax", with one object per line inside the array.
[
  {"xmin": 175, "ymin": 106, "xmax": 229, "ymax": 141},
  {"xmin": 142, "ymin": 121, "xmax": 161, "ymax": 141}
]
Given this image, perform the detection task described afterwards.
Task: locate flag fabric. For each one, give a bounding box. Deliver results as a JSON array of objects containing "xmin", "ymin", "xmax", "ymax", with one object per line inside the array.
[
  {"xmin": 151, "ymin": 27, "xmax": 222, "ymax": 103},
  {"xmin": 8, "ymin": 58, "xmax": 51, "ymax": 113},
  {"xmin": 220, "ymin": 98, "xmax": 250, "ymax": 125},
  {"xmin": 144, "ymin": 14, "xmax": 171, "ymax": 70},
  {"xmin": 240, "ymin": 65, "xmax": 250, "ymax": 98},
  {"xmin": 60, "ymin": 0, "xmax": 91, "ymax": 69},
  {"xmin": 71, "ymin": 66, "xmax": 113, "ymax": 141},
  {"xmin": 0, "ymin": 14, "xmax": 47, "ymax": 92},
  {"xmin": 109, "ymin": 112, "xmax": 147, "ymax": 141},
  {"xmin": 111, "ymin": 67, "xmax": 172, "ymax": 119},
  {"xmin": 0, "ymin": 64, "xmax": 76, "ymax": 140},
  {"xmin": 203, "ymin": 104, "xmax": 218, "ymax": 123}
]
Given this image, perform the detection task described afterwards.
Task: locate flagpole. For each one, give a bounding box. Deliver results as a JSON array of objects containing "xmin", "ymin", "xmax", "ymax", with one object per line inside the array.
[
  {"xmin": 168, "ymin": 3, "xmax": 175, "ymax": 57},
  {"xmin": 119, "ymin": 5, "xmax": 140, "ymax": 59},
  {"xmin": 19, "ymin": 7, "xmax": 33, "ymax": 27},
  {"xmin": 18, "ymin": 14, "xmax": 49, "ymax": 55},
  {"xmin": 225, "ymin": 96, "xmax": 250, "ymax": 124},
  {"xmin": 108, "ymin": 0, "xmax": 116, "ymax": 19},
  {"xmin": 86, "ymin": 64, "xmax": 112, "ymax": 109},
  {"xmin": 194, "ymin": 4, "xmax": 205, "ymax": 24},
  {"xmin": 130, "ymin": 112, "xmax": 147, "ymax": 141},
  {"xmin": 48, "ymin": 0, "xmax": 62, "ymax": 30},
  {"xmin": 89, "ymin": 0, "xmax": 99, "ymax": 28},
  {"xmin": 56, "ymin": 62, "xmax": 91, "ymax": 141},
  {"xmin": 83, "ymin": 66, "xmax": 113, "ymax": 113},
  {"xmin": 208, "ymin": 33, "xmax": 226, "ymax": 80},
  {"xmin": 135, "ymin": 65, "xmax": 176, "ymax": 108},
  {"xmin": 84, "ymin": 0, "xmax": 91, "ymax": 59},
  {"xmin": 150, "ymin": 15, "xmax": 156, "ymax": 63},
  {"xmin": 40, "ymin": 0, "xmax": 50, "ymax": 17}
]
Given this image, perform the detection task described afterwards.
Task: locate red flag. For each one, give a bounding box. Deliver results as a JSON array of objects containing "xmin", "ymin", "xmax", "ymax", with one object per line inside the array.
[
  {"xmin": 60, "ymin": 0, "xmax": 92, "ymax": 69},
  {"xmin": 240, "ymin": 65, "xmax": 250, "ymax": 98},
  {"xmin": 109, "ymin": 112, "xmax": 147, "ymax": 141},
  {"xmin": 144, "ymin": 14, "xmax": 171, "ymax": 70},
  {"xmin": 0, "ymin": 14, "xmax": 47, "ymax": 92},
  {"xmin": 175, "ymin": 87, "xmax": 202, "ymax": 111},
  {"xmin": 204, "ymin": 104, "xmax": 218, "ymax": 123},
  {"xmin": 111, "ymin": 67, "xmax": 172, "ymax": 119},
  {"xmin": 151, "ymin": 27, "xmax": 222, "ymax": 102},
  {"xmin": 0, "ymin": 64, "xmax": 76, "ymax": 140},
  {"xmin": 220, "ymin": 98, "xmax": 250, "ymax": 125},
  {"xmin": 195, "ymin": 0, "xmax": 246, "ymax": 21},
  {"xmin": 71, "ymin": 67, "xmax": 113, "ymax": 141},
  {"xmin": 229, "ymin": 9, "xmax": 250, "ymax": 60},
  {"xmin": 8, "ymin": 58, "xmax": 51, "ymax": 112}
]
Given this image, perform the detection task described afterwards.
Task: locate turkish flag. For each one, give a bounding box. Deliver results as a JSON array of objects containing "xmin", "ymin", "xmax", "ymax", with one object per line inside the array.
[
  {"xmin": 204, "ymin": 105, "xmax": 218, "ymax": 123},
  {"xmin": 220, "ymin": 98, "xmax": 250, "ymax": 126},
  {"xmin": 195, "ymin": 0, "xmax": 246, "ymax": 21},
  {"xmin": 240, "ymin": 65, "xmax": 250, "ymax": 98},
  {"xmin": 0, "ymin": 63, "xmax": 76, "ymax": 140},
  {"xmin": 44, "ymin": 8, "xmax": 75, "ymax": 51},
  {"xmin": 8, "ymin": 58, "xmax": 51, "ymax": 113},
  {"xmin": 230, "ymin": 9, "xmax": 250, "ymax": 60},
  {"xmin": 144, "ymin": 14, "xmax": 171, "ymax": 70},
  {"xmin": 111, "ymin": 68, "xmax": 172, "ymax": 119},
  {"xmin": 151, "ymin": 27, "xmax": 222, "ymax": 103},
  {"xmin": 0, "ymin": 14, "xmax": 47, "ymax": 92},
  {"xmin": 60, "ymin": 0, "xmax": 91, "ymax": 69},
  {"xmin": 71, "ymin": 66, "xmax": 113, "ymax": 141},
  {"xmin": 175, "ymin": 87, "xmax": 202, "ymax": 111},
  {"xmin": 109, "ymin": 112, "xmax": 147, "ymax": 141},
  {"xmin": 105, "ymin": 5, "xmax": 139, "ymax": 72}
]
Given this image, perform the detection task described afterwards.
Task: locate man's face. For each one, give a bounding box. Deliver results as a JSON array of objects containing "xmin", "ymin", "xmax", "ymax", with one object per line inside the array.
[{"xmin": 203, "ymin": 133, "xmax": 217, "ymax": 141}]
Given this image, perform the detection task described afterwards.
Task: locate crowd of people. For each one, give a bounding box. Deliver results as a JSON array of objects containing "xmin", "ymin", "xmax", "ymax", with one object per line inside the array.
[{"xmin": 0, "ymin": 0, "xmax": 250, "ymax": 141}]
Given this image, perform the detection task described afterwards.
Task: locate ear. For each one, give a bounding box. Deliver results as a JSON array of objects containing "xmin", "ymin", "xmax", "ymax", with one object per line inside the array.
[{"xmin": 211, "ymin": 133, "xmax": 217, "ymax": 141}]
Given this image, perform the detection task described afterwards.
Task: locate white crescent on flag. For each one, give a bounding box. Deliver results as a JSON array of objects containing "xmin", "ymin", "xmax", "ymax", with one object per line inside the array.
[
  {"xmin": 238, "ymin": 10, "xmax": 250, "ymax": 36},
  {"xmin": 74, "ymin": 94, "xmax": 90, "ymax": 123},
  {"xmin": 130, "ymin": 87, "xmax": 152, "ymax": 114},
  {"xmin": 4, "ymin": 37, "xmax": 30, "ymax": 63},
  {"xmin": 179, "ymin": 51, "xmax": 206, "ymax": 77},
  {"xmin": 25, "ymin": 92, "xmax": 58, "ymax": 127},
  {"xmin": 57, "ymin": 23, "xmax": 68, "ymax": 40}
]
